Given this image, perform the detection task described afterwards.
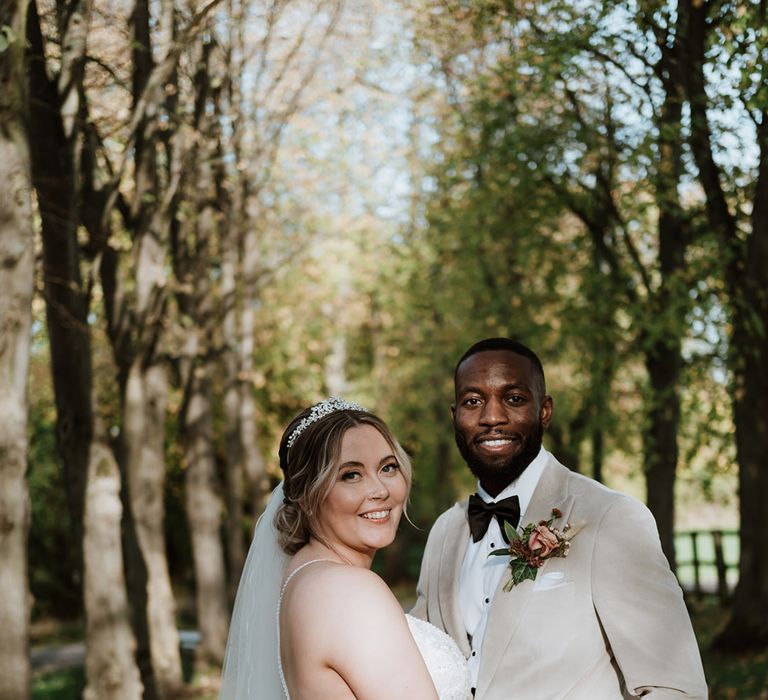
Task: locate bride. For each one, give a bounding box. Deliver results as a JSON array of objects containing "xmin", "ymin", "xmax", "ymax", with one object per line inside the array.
[{"xmin": 220, "ymin": 398, "xmax": 471, "ymax": 699}]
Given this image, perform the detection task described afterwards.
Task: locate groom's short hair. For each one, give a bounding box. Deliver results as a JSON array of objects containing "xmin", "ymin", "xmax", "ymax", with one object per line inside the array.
[{"xmin": 454, "ymin": 337, "xmax": 546, "ymax": 401}]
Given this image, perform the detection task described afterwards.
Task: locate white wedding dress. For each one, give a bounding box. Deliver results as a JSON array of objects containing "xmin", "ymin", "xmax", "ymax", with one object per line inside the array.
[
  {"xmin": 277, "ymin": 560, "xmax": 471, "ymax": 700},
  {"xmin": 405, "ymin": 613, "xmax": 472, "ymax": 700}
]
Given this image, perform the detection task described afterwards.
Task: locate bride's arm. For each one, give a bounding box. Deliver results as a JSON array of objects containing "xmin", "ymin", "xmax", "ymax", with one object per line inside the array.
[{"xmin": 290, "ymin": 565, "xmax": 440, "ymax": 700}]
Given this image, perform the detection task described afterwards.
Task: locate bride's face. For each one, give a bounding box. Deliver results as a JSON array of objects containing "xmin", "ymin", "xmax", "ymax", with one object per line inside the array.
[{"xmin": 315, "ymin": 424, "xmax": 408, "ymax": 566}]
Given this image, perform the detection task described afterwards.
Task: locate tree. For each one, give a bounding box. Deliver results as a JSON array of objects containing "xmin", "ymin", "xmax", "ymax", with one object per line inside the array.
[
  {"xmin": 26, "ymin": 0, "xmax": 223, "ymax": 692},
  {"xmin": 221, "ymin": 0, "xmax": 344, "ymax": 526},
  {"xmin": 405, "ymin": 0, "xmax": 715, "ymax": 567},
  {"xmin": 679, "ymin": 0, "xmax": 768, "ymax": 649},
  {"xmin": 0, "ymin": 2, "xmax": 35, "ymax": 697},
  {"xmin": 82, "ymin": 425, "xmax": 144, "ymax": 700},
  {"xmin": 25, "ymin": 0, "xmax": 143, "ymax": 693},
  {"xmin": 26, "ymin": 0, "xmax": 92, "ymax": 592},
  {"xmin": 174, "ymin": 29, "xmax": 230, "ymax": 665}
]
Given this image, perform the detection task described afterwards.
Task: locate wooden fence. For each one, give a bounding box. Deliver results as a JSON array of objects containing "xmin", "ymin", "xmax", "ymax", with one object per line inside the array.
[{"xmin": 674, "ymin": 530, "xmax": 739, "ymax": 605}]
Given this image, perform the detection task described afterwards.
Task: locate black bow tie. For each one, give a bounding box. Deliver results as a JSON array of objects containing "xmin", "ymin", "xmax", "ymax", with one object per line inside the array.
[{"xmin": 467, "ymin": 493, "xmax": 521, "ymax": 543}]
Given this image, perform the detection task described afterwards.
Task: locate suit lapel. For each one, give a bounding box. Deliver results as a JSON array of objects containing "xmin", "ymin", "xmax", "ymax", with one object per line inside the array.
[
  {"xmin": 476, "ymin": 457, "xmax": 574, "ymax": 696},
  {"xmin": 437, "ymin": 503, "xmax": 472, "ymax": 656}
]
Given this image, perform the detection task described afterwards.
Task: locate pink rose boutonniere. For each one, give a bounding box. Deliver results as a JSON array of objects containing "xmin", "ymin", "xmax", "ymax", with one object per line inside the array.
[{"xmin": 490, "ymin": 508, "xmax": 584, "ymax": 591}]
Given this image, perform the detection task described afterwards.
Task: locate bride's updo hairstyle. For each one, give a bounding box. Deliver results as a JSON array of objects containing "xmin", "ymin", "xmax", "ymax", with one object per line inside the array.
[{"xmin": 274, "ymin": 400, "xmax": 412, "ymax": 555}]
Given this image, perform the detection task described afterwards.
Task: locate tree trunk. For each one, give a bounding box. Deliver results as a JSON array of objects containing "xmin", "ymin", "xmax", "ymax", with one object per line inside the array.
[
  {"xmin": 221, "ymin": 5, "xmax": 247, "ymax": 590},
  {"xmin": 0, "ymin": 4, "xmax": 35, "ymax": 693},
  {"xmin": 642, "ymin": 44, "xmax": 688, "ymax": 570},
  {"xmin": 643, "ymin": 347, "xmax": 681, "ymax": 570},
  {"xmin": 584, "ymin": 247, "xmax": 617, "ymax": 483},
  {"xmin": 27, "ymin": 1, "xmax": 146, "ymax": 688},
  {"xmin": 680, "ymin": 0, "xmax": 768, "ymax": 649},
  {"xmin": 83, "ymin": 435, "xmax": 143, "ymax": 700},
  {"xmin": 713, "ymin": 113, "xmax": 768, "ymax": 651},
  {"xmin": 183, "ymin": 364, "xmax": 229, "ymax": 664},
  {"xmin": 94, "ymin": 212, "xmax": 159, "ymax": 699},
  {"xmin": 26, "ymin": 0, "xmax": 92, "ymax": 580},
  {"xmin": 545, "ymin": 421, "xmax": 581, "ymax": 474},
  {"xmin": 123, "ymin": 359, "xmax": 183, "ymax": 696},
  {"xmin": 325, "ymin": 333, "xmax": 349, "ymax": 396},
  {"xmin": 725, "ymin": 302, "xmax": 768, "ymax": 647},
  {"xmin": 591, "ymin": 429, "xmax": 603, "ymax": 484},
  {"xmin": 175, "ymin": 141, "xmax": 230, "ymax": 667},
  {"xmin": 239, "ymin": 226, "xmax": 270, "ymax": 515},
  {"xmin": 221, "ymin": 243, "xmax": 246, "ymax": 595},
  {"xmin": 221, "ymin": 325, "xmax": 245, "ymax": 592},
  {"xmin": 107, "ymin": 0, "xmax": 183, "ymax": 691},
  {"xmin": 118, "ymin": 438, "xmax": 157, "ymax": 700},
  {"xmin": 171, "ymin": 36, "xmax": 233, "ymax": 660}
]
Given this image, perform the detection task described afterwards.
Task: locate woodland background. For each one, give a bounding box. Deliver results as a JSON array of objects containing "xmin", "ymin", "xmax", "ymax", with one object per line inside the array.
[{"xmin": 1, "ymin": 0, "xmax": 767, "ymax": 698}]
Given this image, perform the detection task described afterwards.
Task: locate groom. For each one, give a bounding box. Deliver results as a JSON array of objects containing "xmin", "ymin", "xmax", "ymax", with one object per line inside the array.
[{"xmin": 412, "ymin": 338, "xmax": 707, "ymax": 699}]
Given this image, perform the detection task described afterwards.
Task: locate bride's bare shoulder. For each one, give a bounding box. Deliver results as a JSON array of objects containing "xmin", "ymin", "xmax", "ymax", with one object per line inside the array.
[
  {"xmin": 292, "ymin": 561, "xmax": 393, "ymax": 600},
  {"xmin": 286, "ymin": 562, "xmax": 402, "ymax": 625},
  {"xmin": 282, "ymin": 562, "xmax": 439, "ymax": 699}
]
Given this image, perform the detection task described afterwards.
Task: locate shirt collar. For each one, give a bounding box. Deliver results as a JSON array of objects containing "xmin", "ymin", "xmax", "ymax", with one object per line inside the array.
[{"xmin": 475, "ymin": 446, "xmax": 549, "ymax": 521}]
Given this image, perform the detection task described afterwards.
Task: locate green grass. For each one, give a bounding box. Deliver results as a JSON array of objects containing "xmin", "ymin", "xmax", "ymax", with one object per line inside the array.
[
  {"xmin": 31, "ymin": 645, "xmax": 209, "ymax": 699},
  {"xmin": 32, "ymin": 668, "xmax": 85, "ymax": 700},
  {"xmin": 689, "ymin": 598, "xmax": 768, "ymax": 700},
  {"xmin": 31, "ymin": 667, "xmax": 219, "ymax": 700}
]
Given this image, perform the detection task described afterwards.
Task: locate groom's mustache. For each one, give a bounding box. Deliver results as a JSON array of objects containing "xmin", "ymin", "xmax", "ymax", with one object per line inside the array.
[{"xmin": 474, "ymin": 431, "xmax": 519, "ymax": 442}]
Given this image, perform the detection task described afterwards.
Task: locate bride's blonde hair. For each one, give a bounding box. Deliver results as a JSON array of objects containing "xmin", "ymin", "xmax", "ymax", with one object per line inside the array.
[{"xmin": 274, "ymin": 404, "xmax": 412, "ymax": 554}]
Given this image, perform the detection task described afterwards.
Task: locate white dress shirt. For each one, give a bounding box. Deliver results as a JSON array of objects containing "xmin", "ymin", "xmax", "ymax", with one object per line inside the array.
[{"xmin": 458, "ymin": 447, "xmax": 549, "ymax": 688}]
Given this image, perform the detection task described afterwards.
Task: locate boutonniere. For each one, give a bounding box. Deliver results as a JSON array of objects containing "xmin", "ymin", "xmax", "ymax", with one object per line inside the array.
[{"xmin": 489, "ymin": 508, "xmax": 584, "ymax": 591}]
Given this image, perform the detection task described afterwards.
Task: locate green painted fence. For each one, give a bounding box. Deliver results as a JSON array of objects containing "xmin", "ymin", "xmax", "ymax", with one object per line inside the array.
[{"xmin": 674, "ymin": 530, "xmax": 739, "ymax": 604}]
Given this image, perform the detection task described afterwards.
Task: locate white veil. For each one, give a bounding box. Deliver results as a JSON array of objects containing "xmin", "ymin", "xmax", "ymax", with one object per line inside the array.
[{"xmin": 220, "ymin": 482, "xmax": 289, "ymax": 699}]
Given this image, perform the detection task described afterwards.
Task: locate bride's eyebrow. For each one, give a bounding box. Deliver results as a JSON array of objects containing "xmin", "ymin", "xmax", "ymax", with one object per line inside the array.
[{"xmin": 337, "ymin": 455, "xmax": 397, "ymax": 469}]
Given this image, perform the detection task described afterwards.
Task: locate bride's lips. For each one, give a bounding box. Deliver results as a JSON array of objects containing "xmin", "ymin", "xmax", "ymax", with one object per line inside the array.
[{"xmin": 359, "ymin": 508, "xmax": 392, "ymax": 523}]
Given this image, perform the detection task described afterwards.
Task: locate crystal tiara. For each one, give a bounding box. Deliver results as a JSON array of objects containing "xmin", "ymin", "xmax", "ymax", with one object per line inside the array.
[{"xmin": 286, "ymin": 396, "xmax": 369, "ymax": 450}]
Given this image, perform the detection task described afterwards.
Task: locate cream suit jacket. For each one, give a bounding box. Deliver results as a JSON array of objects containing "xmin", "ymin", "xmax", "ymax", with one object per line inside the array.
[{"xmin": 411, "ymin": 455, "xmax": 708, "ymax": 700}]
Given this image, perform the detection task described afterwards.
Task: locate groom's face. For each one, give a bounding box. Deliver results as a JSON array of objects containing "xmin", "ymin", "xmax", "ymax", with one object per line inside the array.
[{"xmin": 452, "ymin": 350, "xmax": 552, "ymax": 496}]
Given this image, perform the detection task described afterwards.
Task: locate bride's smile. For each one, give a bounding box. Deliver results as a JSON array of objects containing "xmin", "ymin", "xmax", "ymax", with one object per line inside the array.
[{"xmin": 360, "ymin": 509, "xmax": 392, "ymax": 521}]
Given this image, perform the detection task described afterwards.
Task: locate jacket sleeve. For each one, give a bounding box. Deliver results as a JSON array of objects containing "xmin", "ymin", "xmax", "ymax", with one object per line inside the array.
[
  {"xmin": 410, "ymin": 509, "xmax": 450, "ymax": 622},
  {"xmin": 592, "ymin": 496, "xmax": 708, "ymax": 699}
]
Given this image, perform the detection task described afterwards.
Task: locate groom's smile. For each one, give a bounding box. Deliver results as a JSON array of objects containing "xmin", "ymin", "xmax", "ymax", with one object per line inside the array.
[{"xmin": 475, "ymin": 432, "xmax": 518, "ymax": 453}]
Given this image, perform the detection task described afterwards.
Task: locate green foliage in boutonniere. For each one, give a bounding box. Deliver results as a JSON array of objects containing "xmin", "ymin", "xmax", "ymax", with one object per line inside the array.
[{"xmin": 489, "ymin": 508, "xmax": 584, "ymax": 591}]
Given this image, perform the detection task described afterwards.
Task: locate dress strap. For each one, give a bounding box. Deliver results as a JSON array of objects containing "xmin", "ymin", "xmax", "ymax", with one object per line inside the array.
[
  {"xmin": 281, "ymin": 558, "xmax": 335, "ymax": 595},
  {"xmin": 277, "ymin": 558, "xmax": 337, "ymax": 699}
]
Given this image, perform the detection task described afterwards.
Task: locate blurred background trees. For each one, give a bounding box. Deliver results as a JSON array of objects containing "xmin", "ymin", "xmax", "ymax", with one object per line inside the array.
[
  {"xmin": 0, "ymin": 1, "xmax": 36, "ymax": 697},
  {"xmin": 1, "ymin": 0, "xmax": 765, "ymax": 697}
]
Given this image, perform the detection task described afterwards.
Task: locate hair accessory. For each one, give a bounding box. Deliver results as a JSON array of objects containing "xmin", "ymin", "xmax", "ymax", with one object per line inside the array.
[{"xmin": 286, "ymin": 396, "xmax": 369, "ymax": 450}]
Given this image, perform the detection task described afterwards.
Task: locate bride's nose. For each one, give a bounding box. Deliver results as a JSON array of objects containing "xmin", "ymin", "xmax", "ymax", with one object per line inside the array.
[{"xmin": 368, "ymin": 476, "xmax": 389, "ymax": 500}]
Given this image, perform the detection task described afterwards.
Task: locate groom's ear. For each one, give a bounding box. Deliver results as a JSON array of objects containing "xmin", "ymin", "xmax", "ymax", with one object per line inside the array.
[
  {"xmin": 540, "ymin": 395, "xmax": 553, "ymax": 428},
  {"xmin": 450, "ymin": 403, "xmax": 456, "ymax": 419}
]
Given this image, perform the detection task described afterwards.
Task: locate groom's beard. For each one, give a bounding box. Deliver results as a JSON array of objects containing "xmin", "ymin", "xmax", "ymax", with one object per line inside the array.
[{"xmin": 454, "ymin": 420, "xmax": 544, "ymax": 496}]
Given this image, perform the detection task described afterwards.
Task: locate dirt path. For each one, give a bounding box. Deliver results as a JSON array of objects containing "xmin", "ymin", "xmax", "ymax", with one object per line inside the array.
[
  {"xmin": 31, "ymin": 642, "xmax": 84, "ymax": 675},
  {"xmin": 31, "ymin": 630, "xmax": 201, "ymax": 675}
]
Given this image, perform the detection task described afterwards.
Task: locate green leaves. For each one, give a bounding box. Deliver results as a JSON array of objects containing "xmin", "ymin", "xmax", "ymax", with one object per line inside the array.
[
  {"xmin": 503, "ymin": 559, "xmax": 539, "ymax": 591},
  {"xmin": 504, "ymin": 519, "xmax": 520, "ymax": 542}
]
